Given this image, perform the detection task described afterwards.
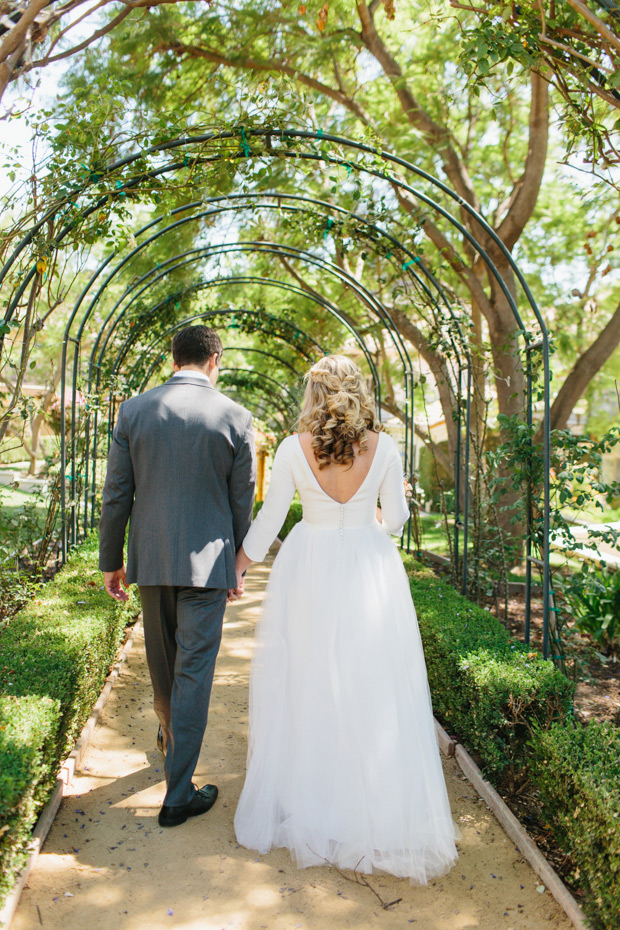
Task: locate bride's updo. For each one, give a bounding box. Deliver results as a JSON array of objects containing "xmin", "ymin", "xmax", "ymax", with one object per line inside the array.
[{"xmin": 298, "ymin": 356, "xmax": 382, "ymax": 470}]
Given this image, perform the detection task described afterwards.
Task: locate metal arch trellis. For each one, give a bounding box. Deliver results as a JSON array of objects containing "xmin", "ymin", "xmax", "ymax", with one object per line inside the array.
[
  {"xmin": 76, "ymin": 191, "xmax": 470, "ymax": 410},
  {"xmin": 106, "ymin": 305, "xmax": 324, "ymax": 388},
  {"xmin": 76, "ymin": 193, "xmax": 472, "ymax": 579},
  {"xmin": 65, "ymin": 199, "xmax": 469, "ymax": 568},
  {"xmin": 81, "ymin": 257, "xmax": 393, "ymax": 547},
  {"xmin": 0, "ymin": 127, "xmax": 552, "ymax": 656},
  {"xmin": 4, "ymin": 191, "xmax": 467, "ymax": 592},
  {"xmin": 97, "ymin": 276, "xmax": 381, "ymax": 399},
  {"xmin": 64, "ymin": 217, "xmax": 418, "ymax": 556},
  {"xmin": 61, "ymin": 197, "xmax": 420, "ymax": 459}
]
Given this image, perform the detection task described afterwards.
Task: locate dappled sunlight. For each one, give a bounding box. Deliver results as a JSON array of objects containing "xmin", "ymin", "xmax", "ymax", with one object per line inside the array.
[{"xmin": 12, "ymin": 562, "xmax": 572, "ymax": 930}]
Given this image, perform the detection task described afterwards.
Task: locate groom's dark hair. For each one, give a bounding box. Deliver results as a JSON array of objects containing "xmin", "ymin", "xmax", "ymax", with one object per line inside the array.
[{"xmin": 172, "ymin": 326, "xmax": 223, "ymax": 368}]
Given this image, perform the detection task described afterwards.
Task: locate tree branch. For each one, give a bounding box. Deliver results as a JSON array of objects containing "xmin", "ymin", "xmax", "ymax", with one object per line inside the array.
[
  {"xmin": 21, "ymin": 0, "xmax": 179, "ymax": 73},
  {"xmin": 163, "ymin": 40, "xmax": 375, "ymax": 127},
  {"xmin": 276, "ymin": 253, "xmax": 363, "ymax": 332},
  {"xmin": 495, "ymin": 70, "xmax": 549, "ymax": 251},
  {"xmin": 548, "ymin": 300, "xmax": 620, "ymax": 431},
  {"xmin": 564, "ymin": 0, "xmax": 620, "ymax": 56},
  {"xmin": 355, "ymin": 0, "xmax": 479, "ymax": 209},
  {"xmin": 0, "ymin": 0, "xmax": 49, "ymax": 99},
  {"xmin": 0, "ymin": 0, "xmax": 49, "ymax": 63},
  {"xmin": 393, "ymin": 184, "xmax": 495, "ymax": 323}
]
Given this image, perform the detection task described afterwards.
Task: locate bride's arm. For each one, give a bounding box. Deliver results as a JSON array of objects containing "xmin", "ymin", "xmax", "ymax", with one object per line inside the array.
[
  {"xmin": 378, "ymin": 438, "xmax": 410, "ymax": 537},
  {"xmin": 237, "ymin": 438, "xmax": 297, "ymax": 567}
]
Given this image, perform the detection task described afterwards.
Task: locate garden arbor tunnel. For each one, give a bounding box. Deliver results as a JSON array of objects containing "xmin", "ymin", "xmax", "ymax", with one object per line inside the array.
[{"xmin": 0, "ymin": 128, "xmax": 554, "ymax": 656}]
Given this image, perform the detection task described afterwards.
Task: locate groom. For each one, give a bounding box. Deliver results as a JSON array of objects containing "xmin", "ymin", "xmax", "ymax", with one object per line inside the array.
[{"xmin": 99, "ymin": 325, "xmax": 255, "ymax": 827}]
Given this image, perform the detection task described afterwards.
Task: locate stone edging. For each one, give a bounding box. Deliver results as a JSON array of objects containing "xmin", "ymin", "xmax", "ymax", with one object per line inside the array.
[
  {"xmin": 433, "ymin": 718, "xmax": 591, "ymax": 930},
  {"xmin": 0, "ymin": 621, "xmax": 141, "ymax": 930}
]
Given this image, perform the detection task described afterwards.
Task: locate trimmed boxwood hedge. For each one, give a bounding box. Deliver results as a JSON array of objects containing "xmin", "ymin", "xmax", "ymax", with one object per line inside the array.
[
  {"xmin": 401, "ymin": 552, "xmax": 620, "ymax": 928},
  {"xmin": 0, "ymin": 695, "xmax": 60, "ymax": 905},
  {"xmin": 401, "ymin": 553, "xmax": 574, "ymax": 775},
  {"xmin": 0, "ymin": 532, "xmax": 138, "ymax": 907},
  {"xmin": 529, "ymin": 721, "xmax": 620, "ymax": 930}
]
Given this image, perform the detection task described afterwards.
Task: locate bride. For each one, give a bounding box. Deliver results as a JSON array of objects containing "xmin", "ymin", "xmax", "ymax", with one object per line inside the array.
[{"xmin": 232, "ymin": 355, "xmax": 458, "ymax": 882}]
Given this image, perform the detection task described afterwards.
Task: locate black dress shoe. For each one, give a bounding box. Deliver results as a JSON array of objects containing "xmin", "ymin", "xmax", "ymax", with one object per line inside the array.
[
  {"xmin": 156, "ymin": 725, "xmax": 164, "ymax": 755},
  {"xmin": 158, "ymin": 784, "xmax": 218, "ymax": 828}
]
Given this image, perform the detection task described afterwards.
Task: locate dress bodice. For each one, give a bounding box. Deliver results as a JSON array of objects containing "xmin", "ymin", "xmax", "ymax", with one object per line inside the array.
[{"xmin": 242, "ymin": 432, "xmax": 410, "ymax": 562}]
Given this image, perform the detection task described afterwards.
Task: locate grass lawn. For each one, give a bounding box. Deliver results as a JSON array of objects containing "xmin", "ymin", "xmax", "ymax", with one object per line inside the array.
[
  {"xmin": 417, "ymin": 512, "xmax": 453, "ymax": 553},
  {"xmin": 563, "ymin": 502, "xmax": 620, "ymax": 524},
  {"xmin": 0, "ymin": 486, "xmax": 48, "ymax": 521},
  {"xmin": 414, "ymin": 511, "xmax": 585, "ymax": 581}
]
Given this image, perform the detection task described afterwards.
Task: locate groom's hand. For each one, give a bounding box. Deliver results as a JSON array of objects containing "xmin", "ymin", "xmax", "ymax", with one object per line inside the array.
[
  {"xmin": 104, "ymin": 567, "xmax": 129, "ymax": 602},
  {"xmin": 227, "ymin": 567, "xmax": 246, "ymax": 603}
]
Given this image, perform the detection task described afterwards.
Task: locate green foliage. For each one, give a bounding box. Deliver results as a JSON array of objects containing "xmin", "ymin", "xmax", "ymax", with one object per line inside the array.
[
  {"xmin": 0, "ymin": 532, "xmax": 139, "ymax": 907},
  {"xmin": 416, "ymin": 443, "xmax": 454, "ymax": 511},
  {"xmin": 482, "ymin": 417, "xmax": 620, "ymax": 653},
  {"xmin": 529, "ymin": 721, "xmax": 620, "ymax": 930},
  {"xmin": 401, "ymin": 553, "xmax": 574, "ymax": 774},
  {"xmin": 0, "ymin": 695, "xmax": 60, "ymax": 906},
  {"xmin": 456, "ymin": 1, "xmax": 620, "ymax": 171},
  {"xmin": 549, "ymin": 426, "xmax": 620, "ymax": 653},
  {"xmin": 0, "ymin": 486, "xmax": 48, "ymax": 571},
  {"xmin": 556, "ymin": 566, "xmax": 620, "ymax": 655},
  {"xmin": 0, "ymin": 485, "xmax": 57, "ymax": 625}
]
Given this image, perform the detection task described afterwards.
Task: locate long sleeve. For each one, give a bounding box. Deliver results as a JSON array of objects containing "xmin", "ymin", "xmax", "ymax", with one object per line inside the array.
[
  {"xmin": 229, "ymin": 411, "xmax": 257, "ymax": 552},
  {"xmin": 378, "ymin": 437, "xmax": 410, "ymax": 537},
  {"xmin": 99, "ymin": 403, "xmax": 135, "ymax": 571},
  {"xmin": 242, "ymin": 439, "xmax": 297, "ymax": 562}
]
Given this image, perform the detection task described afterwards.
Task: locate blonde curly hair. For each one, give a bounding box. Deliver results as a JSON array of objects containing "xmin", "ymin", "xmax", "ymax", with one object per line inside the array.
[{"xmin": 298, "ymin": 356, "xmax": 382, "ymax": 470}]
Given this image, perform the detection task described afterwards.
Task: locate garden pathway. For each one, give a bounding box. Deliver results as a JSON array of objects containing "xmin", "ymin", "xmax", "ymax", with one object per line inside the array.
[{"xmin": 12, "ymin": 551, "xmax": 572, "ymax": 930}]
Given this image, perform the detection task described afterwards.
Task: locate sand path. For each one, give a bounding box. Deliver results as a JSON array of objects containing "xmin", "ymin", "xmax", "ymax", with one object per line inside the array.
[{"xmin": 12, "ymin": 553, "xmax": 572, "ymax": 930}]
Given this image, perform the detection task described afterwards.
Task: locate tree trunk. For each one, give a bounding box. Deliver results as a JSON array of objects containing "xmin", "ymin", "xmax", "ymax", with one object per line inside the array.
[{"xmin": 548, "ymin": 299, "xmax": 620, "ymax": 432}]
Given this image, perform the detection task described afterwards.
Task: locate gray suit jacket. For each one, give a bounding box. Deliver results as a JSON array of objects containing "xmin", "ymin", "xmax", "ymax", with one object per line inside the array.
[{"xmin": 98, "ymin": 375, "xmax": 255, "ymax": 588}]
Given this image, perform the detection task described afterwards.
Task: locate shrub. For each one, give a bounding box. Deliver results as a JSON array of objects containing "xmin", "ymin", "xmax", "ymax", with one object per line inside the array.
[
  {"xmin": 556, "ymin": 565, "xmax": 620, "ymax": 655},
  {"xmin": 401, "ymin": 553, "xmax": 574, "ymax": 774},
  {"xmin": 529, "ymin": 721, "xmax": 620, "ymax": 930},
  {"xmin": 0, "ymin": 696, "xmax": 59, "ymax": 905},
  {"xmin": 0, "ymin": 532, "xmax": 138, "ymax": 907}
]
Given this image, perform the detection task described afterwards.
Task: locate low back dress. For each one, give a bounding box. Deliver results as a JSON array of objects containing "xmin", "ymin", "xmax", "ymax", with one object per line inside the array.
[{"xmin": 234, "ymin": 431, "xmax": 459, "ymax": 882}]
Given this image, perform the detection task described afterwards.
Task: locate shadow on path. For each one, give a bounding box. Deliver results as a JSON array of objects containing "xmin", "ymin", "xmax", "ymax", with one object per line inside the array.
[{"xmin": 13, "ymin": 552, "xmax": 571, "ymax": 930}]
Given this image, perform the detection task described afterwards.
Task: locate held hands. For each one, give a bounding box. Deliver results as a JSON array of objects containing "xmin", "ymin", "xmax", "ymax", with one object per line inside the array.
[
  {"xmin": 104, "ymin": 566, "xmax": 130, "ymax": 602},
  {"xmin": 227, "ymin": 546, "xmax": 253, "ymax": 603},
  {"xmin": 227, "ymin": 571, "xmax": 245, "ymax": 603}
]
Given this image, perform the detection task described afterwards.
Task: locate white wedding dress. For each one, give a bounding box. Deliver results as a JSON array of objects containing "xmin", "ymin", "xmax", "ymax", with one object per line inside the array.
[{"xmin": 234, "ymin": 432, "xmax": 459, "ymax": 882}]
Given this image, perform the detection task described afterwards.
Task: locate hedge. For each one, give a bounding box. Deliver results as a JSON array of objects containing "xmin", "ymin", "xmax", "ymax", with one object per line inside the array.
[
  {"xmin": 0, "ymin": 696, "xmax": 60, "ymax": 905},
  {"xmin": 0, "ymin": 532, "xmax": 139, "ymax": 908},
  {"xmin": 401, "ymin": 552, "xmax": 620, "ymax": 928},
  {"xmin": 401, "ymin": 553, "xmax": 574, "ymax": 775},
  {"xmin": 529, "ymin": 721, "xmax": 620, "ymax": 930}
]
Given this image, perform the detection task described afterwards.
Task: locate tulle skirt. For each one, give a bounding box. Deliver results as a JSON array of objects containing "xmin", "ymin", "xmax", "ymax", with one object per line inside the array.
[{"xmin": 234, "ymin": 520, "xmax": 459, "ymax": 882}]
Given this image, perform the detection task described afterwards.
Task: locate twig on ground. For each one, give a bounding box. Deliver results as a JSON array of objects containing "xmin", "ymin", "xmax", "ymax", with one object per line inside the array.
[{"xmin": 307, "ymin": 848, "xmax": 403, "ymax": 909}]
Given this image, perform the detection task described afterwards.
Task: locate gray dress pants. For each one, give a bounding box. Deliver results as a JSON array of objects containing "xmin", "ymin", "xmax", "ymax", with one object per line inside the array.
[{"xmin": 138, "ymin": 585, "xmax": 227, "ymax": 808}]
